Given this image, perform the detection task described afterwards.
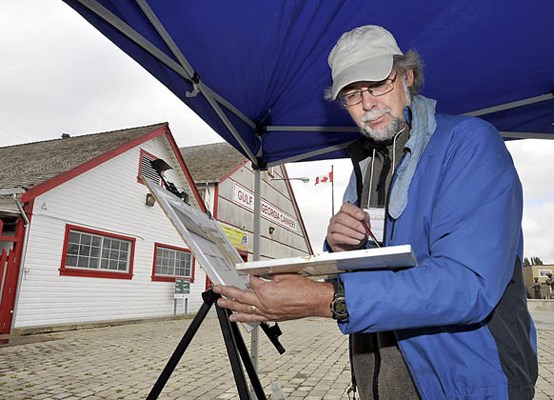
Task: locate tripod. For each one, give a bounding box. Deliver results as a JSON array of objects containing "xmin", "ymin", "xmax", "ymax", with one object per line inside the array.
[{"xmin": 147, "ymin": 289, "xmax": 285, "ymax": 400}]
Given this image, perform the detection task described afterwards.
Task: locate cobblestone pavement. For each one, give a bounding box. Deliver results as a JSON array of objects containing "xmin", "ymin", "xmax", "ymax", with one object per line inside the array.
[{"xmin": 0, "ymin": 311, "xmax": 553, "ymax": 400}]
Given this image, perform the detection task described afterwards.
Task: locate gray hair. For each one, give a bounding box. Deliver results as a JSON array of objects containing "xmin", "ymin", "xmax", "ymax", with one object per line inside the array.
[
  {"xmin": 324, "ymin": 49, "xmax": 425, "ymax": 101},
  {"xmin": 392, "ymin": 50, "xmax": 424, "ymax": 96}
]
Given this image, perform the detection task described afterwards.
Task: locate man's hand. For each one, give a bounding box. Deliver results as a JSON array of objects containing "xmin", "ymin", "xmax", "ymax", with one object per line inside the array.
[
  {"xmin": 326, "ymin": 203, "xmax": 370, "ymax": 252},
  {"xmin": 213, "ymin": 274, "xmax": 334, "ymax": 323}
]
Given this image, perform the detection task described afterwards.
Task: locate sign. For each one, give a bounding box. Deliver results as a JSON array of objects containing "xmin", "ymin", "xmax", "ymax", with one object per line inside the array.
[
  {"xmin": 232, "ymin": 182, "xmax": 298, "ymax": 232},
  {"xmin": 174, "ymin": 279, "xmax": 190, "ymax": 299},
  {"xmin": 221, "ymin": 225, "xmax": 249, "ymax": 250}
]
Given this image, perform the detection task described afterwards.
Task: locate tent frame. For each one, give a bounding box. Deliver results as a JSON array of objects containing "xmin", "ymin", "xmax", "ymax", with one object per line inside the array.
[{"xmin": 74, "ymin": 0, "xmax": 554, "ymax": 171}]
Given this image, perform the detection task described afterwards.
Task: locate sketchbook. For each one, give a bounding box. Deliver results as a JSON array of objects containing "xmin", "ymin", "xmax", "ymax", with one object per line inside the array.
[
  {"xmin": 144, "ymin": 179, "xmax": 418, "ymax": 284},
  {"xmin": 235, "ymin": 245, "xmax": 417, "ymax": 277}
]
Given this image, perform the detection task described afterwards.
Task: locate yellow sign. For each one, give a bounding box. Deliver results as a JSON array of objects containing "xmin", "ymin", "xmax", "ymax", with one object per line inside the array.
[{"xmin": 221, "ymin": 225, "xmax": 249, "ymax": 250}]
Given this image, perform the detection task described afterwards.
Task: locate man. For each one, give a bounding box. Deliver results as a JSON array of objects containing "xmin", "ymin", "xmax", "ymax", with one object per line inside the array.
[
  {"xmin": 546, "ymin": 272, "xmax": 554, "ymax": 298},
  {"xmin": 532, "ymin": 277, "xmax": 542, "ymax": 299},
  {"xmin": 214, "ymin": 25, "xmax": 538, "ymax": 399}
]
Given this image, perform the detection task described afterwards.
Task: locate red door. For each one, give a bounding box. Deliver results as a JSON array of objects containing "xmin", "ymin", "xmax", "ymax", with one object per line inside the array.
[
  {"xmin": 0, "ymin": 217, "xmax": 25, "ymax": 335},
  {"xmin": 0, "ymin": 247, "xmax": 18, "ymax": 334}
]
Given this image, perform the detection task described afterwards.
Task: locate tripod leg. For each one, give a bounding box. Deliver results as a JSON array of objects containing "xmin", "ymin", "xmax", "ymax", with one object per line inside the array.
[
  {"xmin": 147, "ymin": 299, "xmax": 213, "ymax": 400},
  {"xmin": 229, "ymin": 315, "xmax": 267, "ymax": 399},
  {"xmin": 216, "ymin": 305, "xmax": 255, "ymax": 400}
]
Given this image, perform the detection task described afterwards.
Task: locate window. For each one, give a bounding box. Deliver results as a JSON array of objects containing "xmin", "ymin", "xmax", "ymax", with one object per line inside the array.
[
  {"xmin": 539, "ymin": 269, "xmax": 553, "ymax": 277},
  {"xmin": 60, "ymin": 225, "xmax": 135, "ymax": 279},
  {"xmin": 138, "ymin": 149, "xmax": 162, "ymax": 185},
  {"xmin": 152, "ymin": 243, "xmax": 195, "ymax": 282}
]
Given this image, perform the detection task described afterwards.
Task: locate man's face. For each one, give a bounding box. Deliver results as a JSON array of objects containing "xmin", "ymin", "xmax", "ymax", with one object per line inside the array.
[{"xmin": 341, "ymin": 69, "xmax": 413, "ymax": 142}]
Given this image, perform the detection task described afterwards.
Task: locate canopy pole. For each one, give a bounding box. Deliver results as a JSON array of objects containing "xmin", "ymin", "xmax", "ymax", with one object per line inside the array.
[
  {"xmin": 331, "ymin": 165, "xmax": 335, "ymax": 217},
  {"xmin": 75, "ymin": 0, "xmax": 260, "ymax": 164},
  {"xmin": 250, "ymin": 168, "xmax": 262, "ymax": 394},
  {"xmin": 132, "ymin": 0, "xmax": 259, "ymax": 164},
  {"xmin": 266, "ymin": 140, "xmax": 357, "ymax": 167},
  {"xmin": 465, "ymin": 93, "xmax": 554, "ymax": 117}
]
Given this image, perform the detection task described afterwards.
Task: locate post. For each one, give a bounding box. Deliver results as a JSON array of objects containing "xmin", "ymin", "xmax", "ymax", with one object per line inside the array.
[
  {"xmin": 251, "ymin": 169, "xmax": 261, "ymax": 376},
  {"xmin": 331, "ymin": 165, "xmax": 335, "ymax": 217}
]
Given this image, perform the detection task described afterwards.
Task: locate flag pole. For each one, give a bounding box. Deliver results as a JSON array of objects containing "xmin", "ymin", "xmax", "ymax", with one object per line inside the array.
[{"xmin": 331, "ymin": 165, "xmax": 335, "ymax": 217}]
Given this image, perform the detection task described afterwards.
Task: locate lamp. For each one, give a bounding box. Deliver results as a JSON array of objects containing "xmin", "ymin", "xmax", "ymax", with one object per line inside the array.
[
  {"xmin": 145, "ymin": 193, "xmax": 156, "ymax": 207},
  {"xmin": 271, "ymin": 177, "xmax": 310, "ymax": 183},
  {"xmin": 150, "ymin": 158, "xmax": 190, "ymax": 204}
]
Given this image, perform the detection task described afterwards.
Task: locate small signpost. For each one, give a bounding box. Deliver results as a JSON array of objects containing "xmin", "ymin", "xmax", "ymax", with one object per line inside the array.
[{"xmin": 174, "ymin": 279, "xmax": 190, "ymax": 315}]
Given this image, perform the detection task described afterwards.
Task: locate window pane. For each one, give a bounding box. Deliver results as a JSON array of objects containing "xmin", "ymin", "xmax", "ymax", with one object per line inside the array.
[
  {"xmin": 77, "ymin": 257, "xmax": 88, "ymax": 268},
  {"xmin": 69, "ymin": 232, "xmax": 80, "ymax": 244},
  {"xmin": 66, "ymin": 255, "xmax": 77, "ymax": 267},
  {"xmin": 81, "ymin": 235, "xmax": 91, "ymax": 246},
  {"xmin": 89, "ymin": 258, "xmax": 99, "ymax": 269},
  {"xmin": 67, "ymin": 244, "xmax": 79, "ymax": 256}
]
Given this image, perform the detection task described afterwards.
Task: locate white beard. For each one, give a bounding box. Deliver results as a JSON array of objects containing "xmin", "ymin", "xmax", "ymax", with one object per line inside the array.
[
  {"xmin": 361, "ymin": 111, "xmax": 405, "ymax": 142},
  {"xmin": 359, "ymin": 80, "xmax": 412, "ymax": 143}
]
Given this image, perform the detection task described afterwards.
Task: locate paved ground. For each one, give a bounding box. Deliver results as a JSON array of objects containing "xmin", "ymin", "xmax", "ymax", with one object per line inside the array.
[{"xmin": 0, "ymin": 309, "xmax": 553, "ymax": 400}]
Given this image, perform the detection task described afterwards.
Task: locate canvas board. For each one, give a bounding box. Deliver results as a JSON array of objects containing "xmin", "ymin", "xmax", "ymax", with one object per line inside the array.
[
  {"xmin": 144, "ymin": 179, "xmax": 248, "ymax": 290},
  {"xmin": 235, "ymin": 245, "xmax": 417, "ymax": 277}
]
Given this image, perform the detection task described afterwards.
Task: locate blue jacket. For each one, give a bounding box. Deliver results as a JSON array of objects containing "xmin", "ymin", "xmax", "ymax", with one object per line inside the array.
[{"xmin": 338, "ymin": 114, "xmax": 538, "ymax": 399}]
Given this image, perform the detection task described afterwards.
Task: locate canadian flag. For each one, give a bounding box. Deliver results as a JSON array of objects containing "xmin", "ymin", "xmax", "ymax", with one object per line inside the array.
[{"xmin": 314, "ymin": 170, "xmax": 334, "ymax": 185}]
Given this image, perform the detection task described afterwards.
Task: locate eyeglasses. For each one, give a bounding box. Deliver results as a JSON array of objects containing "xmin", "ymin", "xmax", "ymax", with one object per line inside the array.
[{"xmin": 338, "ymin": 73, "xmax": 398, "ymax": 107}]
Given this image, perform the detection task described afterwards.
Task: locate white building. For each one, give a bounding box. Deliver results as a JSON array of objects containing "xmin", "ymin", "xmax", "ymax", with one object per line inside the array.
[
  {"xmin": 0, "ymin": 125, "xmax": 313, "ymax": 335},
  {"xmin": 0, "ymin": 123, "xmax": 210, "ymax": 334}
]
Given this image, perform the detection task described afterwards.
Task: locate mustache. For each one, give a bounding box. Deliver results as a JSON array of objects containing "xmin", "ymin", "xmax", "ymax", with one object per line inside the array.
[{"xmin": 361, "ymin": 109, "xmax": 390, "ymax": 123}]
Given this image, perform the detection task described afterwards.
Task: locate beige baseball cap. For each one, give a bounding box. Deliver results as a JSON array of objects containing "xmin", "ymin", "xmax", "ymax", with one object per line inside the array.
[{"xmin": 328, "ymin": 25, "xmax": 403, "ymax": 100}]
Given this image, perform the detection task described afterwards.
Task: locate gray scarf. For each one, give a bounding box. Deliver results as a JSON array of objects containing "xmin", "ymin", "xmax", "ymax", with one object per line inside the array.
[
  {"xmin": 388, "ymin": 95, "xmax": 437, "ymax": 219},
  {"xmin": 344, "ymin": 95, "xmax": 438, "ymax": 220}
]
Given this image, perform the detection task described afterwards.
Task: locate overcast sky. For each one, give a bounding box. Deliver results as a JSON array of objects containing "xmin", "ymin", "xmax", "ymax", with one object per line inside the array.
[{"xmin": 2, "ymin": 1, "xmax": 553, "ymax": 263}]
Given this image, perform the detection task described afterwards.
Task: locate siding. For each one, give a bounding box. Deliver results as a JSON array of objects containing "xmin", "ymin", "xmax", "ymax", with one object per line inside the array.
[
  {"xmin": 14, "ymin": 137, "xmax": 207, "ymax": 328},
  {"xmin": 215, "ymin": 163, "xmax": 311, "ymax": 261}
]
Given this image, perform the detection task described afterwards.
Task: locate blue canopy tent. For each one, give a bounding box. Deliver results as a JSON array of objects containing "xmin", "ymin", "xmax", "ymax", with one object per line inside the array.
[
  {"xmin": 60, "ymin": 2, "xmax": 554, "ymax": 388},
  {"xmin": 62, "ymin": 0, "xmax": 554, "ymax": 169}
]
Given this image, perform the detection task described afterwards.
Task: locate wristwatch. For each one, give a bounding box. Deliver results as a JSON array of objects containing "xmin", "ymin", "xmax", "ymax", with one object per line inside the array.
[{"xmin": 330, "ymin": 280, "xmax": 349, "ymax": 322}]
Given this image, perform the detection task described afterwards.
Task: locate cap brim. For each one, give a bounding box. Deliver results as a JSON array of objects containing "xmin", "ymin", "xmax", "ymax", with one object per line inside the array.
[{"xmin": 331, "ymin": 56, "xmax": 394, "ymax": 100}]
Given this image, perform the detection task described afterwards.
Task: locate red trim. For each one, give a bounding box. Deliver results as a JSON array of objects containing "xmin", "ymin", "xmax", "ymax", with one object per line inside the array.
[
  {"xmin": 218, "ymin": 159, "xmax": 249, "ymax": 183},
  {"xmin": 23, "ymin": 199, "xmax": 34, "ymax": 223},
  {"xmin": 137, "ymin": 149, "xmax": 162, "ymax": 185},
  {"xmin": 0, "ymin": 236, "xmax": 16, "ymax": 242},
  {"xmin": 59, "ymin": 224, "xmax": 135, "ymax": 280},
  {"xmin": 21, "ymin": 125, "xmax": 169, "ymax": 203},
  {"xmin": 0, "ymin": 218, "xmax": 26, "ymax": 333},
  {"xmin": 151, "ymin": 242, "xmax": 195, "ymax": 282},
  {"xmin": 163, "ymin": 131, "xmax": 207, "ymax": 213},
  {"xmin": 212, "ymin": 184, "xmax": 219, "ymax": 219}
]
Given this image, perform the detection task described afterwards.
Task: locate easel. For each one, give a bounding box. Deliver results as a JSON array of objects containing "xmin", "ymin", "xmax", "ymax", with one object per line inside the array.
[{"xmin": 147, "ymin": 288, "xmax": 285, "ymax": 400}]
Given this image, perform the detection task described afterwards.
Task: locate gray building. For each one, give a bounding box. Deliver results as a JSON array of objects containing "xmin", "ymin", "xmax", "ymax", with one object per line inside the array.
[{"xmin": 181, "ymin": 142, "xmax": 312, "ymax": 277}]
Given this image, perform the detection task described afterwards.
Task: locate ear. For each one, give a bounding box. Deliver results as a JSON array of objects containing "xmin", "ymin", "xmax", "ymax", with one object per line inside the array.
[{"xmin": 403, "ymin": 69, "xmax": 415, "ymax": 87}]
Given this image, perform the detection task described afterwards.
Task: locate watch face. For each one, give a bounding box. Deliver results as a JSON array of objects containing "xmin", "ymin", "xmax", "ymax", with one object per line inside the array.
[{"xmin": 332, "ymin": 296, "xmax": 348, "ymax": 319}]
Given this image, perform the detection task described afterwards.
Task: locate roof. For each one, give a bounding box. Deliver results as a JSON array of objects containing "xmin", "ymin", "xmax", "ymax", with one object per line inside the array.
[
  {"xmin": 0, "ymin": 123, "xmax": 167, "ymax": 191},
  {"xmin": 180, "ymin": 142, "xmax": 247, "ymax": 182}
]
